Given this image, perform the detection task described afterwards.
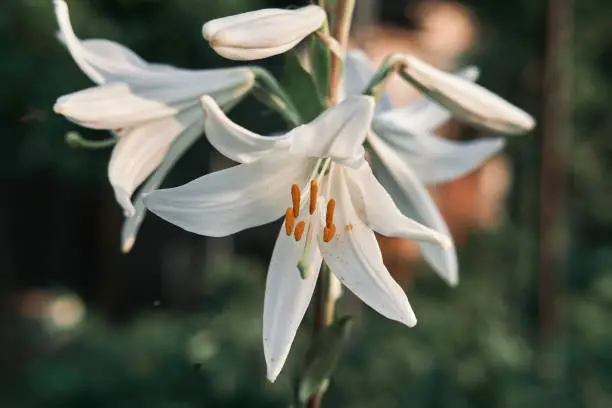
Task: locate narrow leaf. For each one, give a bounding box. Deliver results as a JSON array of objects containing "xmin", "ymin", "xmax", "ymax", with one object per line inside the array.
[
  {"xmin": 309, "ymin": 35, "xmax": 331, "ymax": 101},
  {"xmin": 281, "ymin": 51, "xmax": 326, "ymax": 123}
]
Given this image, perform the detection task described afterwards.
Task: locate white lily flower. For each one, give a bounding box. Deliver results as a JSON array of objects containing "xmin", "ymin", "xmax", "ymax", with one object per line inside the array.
[
  {"xmin": 344, "ymin": 50, "xmax": 512, "ymax": 286},
  {"xmin": 144, "ymin": 96, "xmax": 452, "ymax": 381},
  {"xmin": 52, "ymin": 0, "xmax": 254, "ymax": 216},
  {"xmin": 396, "ymin": 54, "xmax": 535, "ymax": 135},
  {"xmin": 203, "ymin": 5, "xmax": 326, "ymax": 60}
]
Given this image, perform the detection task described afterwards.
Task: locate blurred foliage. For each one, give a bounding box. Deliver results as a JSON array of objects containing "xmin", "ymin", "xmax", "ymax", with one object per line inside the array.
[{"xmin": 1, "ymin": 0, "xmax": 612, "ymax": 407}]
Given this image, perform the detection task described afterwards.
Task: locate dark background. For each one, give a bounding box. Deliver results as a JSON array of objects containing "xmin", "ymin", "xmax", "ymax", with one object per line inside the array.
[{"xmin": 1, "ymin": 0, "xmax": 612, "ymax": 407}]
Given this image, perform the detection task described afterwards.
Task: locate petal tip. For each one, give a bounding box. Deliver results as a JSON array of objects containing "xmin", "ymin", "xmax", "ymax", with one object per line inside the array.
[
  {"xmin": 114, "ymin": 187, "xmax": 136, "ymax": 217},
  {"xmin": 122, "ymin": 235, "xmax": 135, "ymax": 253},
  {"xmin": 265, "ymin": 359, "xmax": 282, "ymax": 383}
]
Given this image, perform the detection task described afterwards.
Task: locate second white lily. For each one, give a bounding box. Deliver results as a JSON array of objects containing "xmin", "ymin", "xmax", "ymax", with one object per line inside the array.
[
  {"xmin": 52, "ymin": 0, "xmax": 254, "ymax": 218},
  {"xmin": 144, "ymin": 96, "xmax": 451, "ymax": 382},
  {"xmin": 344, "ymin": 50, "xmax": 511, "ymax": 286}
]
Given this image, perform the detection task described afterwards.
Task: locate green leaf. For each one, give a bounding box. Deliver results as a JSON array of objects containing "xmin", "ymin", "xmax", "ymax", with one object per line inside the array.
[
  {"xmin": 297, "ymin": 316, "xmax": 353, "ymax": 404},
  {"xmin": 280, "ymin": 51, "xmax": 326, "ymax": 123},
  {"xmin": 309, "ymin": 35, "xmax": 331, "ymax": 101}
]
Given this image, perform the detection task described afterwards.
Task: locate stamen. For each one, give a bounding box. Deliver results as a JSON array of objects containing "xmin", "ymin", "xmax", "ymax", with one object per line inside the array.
[
  {"xmin": 325, "ymin": 199, "xmax": 336, "ymax": 228},
  {"xmin": 294, "ymin": 221, "xmax": 306, "ymax": 241},
  {"xmin": 284, "ymin": 208, "xmax": 295, "ymax": 236},
  {"xmin": 309, "ymin": 180, "xmax": 318, "ymax": 215},
  {"xmin": 323, "ymin": 224, "xmax": 336, "ymax": 243},
  {"xmin": 291, "ymin": 184, "xmax": 300, "ymax": 218}
]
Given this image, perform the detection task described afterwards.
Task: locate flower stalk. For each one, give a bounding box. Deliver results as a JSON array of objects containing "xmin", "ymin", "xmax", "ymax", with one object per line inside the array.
[
  {"xmin": 307, "ymin": 3, "xmax": 356, "ymax": 407},
  {"xmin": 328, "ymin": 0, "xmax": 356, "ymax": 106}
]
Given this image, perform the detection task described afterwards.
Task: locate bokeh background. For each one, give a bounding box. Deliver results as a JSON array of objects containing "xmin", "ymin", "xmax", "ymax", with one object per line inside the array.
[{"xmin": 1, "ymin": 0, "xmax": 611, "ymax": 407}]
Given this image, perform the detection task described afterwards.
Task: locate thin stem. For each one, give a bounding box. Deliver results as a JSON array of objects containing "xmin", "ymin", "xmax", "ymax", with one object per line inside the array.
[
  {"xmin": 65, "ymin": 132, "xmax": 117, "ymax": 149},
  {"xmin": 307, "ymin": 262, "xmax": 335, "ymax": 408},
  {"xmin": 306, "ymin": 4, "xmax": 354, "ymax": 406},
  {"xmin": 327, "ymin": 0, "xmax": 355, "ymax": 105}
]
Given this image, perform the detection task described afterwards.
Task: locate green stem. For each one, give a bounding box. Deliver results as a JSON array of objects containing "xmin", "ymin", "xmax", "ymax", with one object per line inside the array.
[
  {"xmin": 307, "ymin": 262, "xmax": 335, "ymax": 408},
  {"xmin": 65, "ymin": 132, "xmax": 117, "ymax": 149}
]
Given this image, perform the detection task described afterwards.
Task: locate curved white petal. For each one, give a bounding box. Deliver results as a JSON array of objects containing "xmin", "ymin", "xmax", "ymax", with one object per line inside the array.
[
  {"xmin": 203, "ymin": 6, "xmax": 326, "ymax": 61},
  {"xmin": 144, "ymin": 155, "xmax": 316, "ymax": 237},
  {"xmin": 54, "ymin": 0, "xmax": 173, "ymax": 84},
  {"xmin": 375, "ymin": 65, "xmax": 480, "ymax": 132},
  {"xmin": 108, "ymin": 107, "xmax": 204, "ymax": 216},
  {"xmin": 368, "ymin": 134, "xmax": 458, "ymax": 285},
  {"xmin": 319, "ymin": 167, "xmax": 417, "ymax": 327},
  {"xmin": 398, "ymin": 54, "xmax": 535, "ymax": 134},
  {"xmin": 289, "ymin": 96, "xmax": 374, "ymax": 167},
  {"xmin": 264, "ymin": 228, "xmax": 322, "ymax": 382},
  {"xmin": 343, "ymin": 50, "xmax": 393, "ymax": 113},
  {"xmin": 54, "ymin": 68, "xmax": 253, "ymax": 130},
  {"xmin": 370, "ymin": 123, "xmax": 505, "ymax": 184},
  {"xmin": 343, "ymin": 161, "xmax": 451, "ymax": 249},
  {"xmin": 200, "ymin": 96, "xmax": 291, "ymax": 164}
]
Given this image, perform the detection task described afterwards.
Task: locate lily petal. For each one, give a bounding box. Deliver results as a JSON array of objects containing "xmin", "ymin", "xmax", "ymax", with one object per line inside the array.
[
  {"xmin": 368, "ymin": 134, "xmax": 458, "ymax": 285},
  {"xmin": 54, "ymin": 0, "xmax": 174, "ymax": 84},
  {"xmin": 289, "ymin": 96, "xmax": 375, "ymax": 167},
  {"xmin": 343, "ymin": 50, "xmax": 393, "ymax": 113},
  {"xmin": 374, "ymin": 66, "xmax": 480, "ymax": 133},
  {"xmin": 263, "ymin": 228, "xmax": 322, "ymax": 382},
  {"xmin": 398, "ymin": 54, "xmax": 535, "ymax": 134},
  {"xmin": 200, "ymin": 96, "xmax": 291, "ymax": 164},
  {"xmin": 144, "ymin": 156, "xmax": 316, "ymax": 237},
  {"xmin": 370, "ymin": 122, "xmax": 505, "ymax": 184},
  {"xmin": 108, "ymin": 107, "xmax": 204, "ymax": 216},
  {"xmin": 319, "ymin": 167, "xmax": 417, "ymax": 327},
  {"xmin": 54, "ymin": 68, "xmax": 253, "ymax": 130},
  {"xmin": 203, "ymin": 6, "xmax": 326, "ymax": 61},
  {"xmin": 344, "ymin": 161, "xmax": 451, "ymax": 249}
]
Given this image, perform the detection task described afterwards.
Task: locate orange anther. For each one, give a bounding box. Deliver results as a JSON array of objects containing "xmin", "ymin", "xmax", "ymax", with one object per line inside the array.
[
  {"xmin": 294, "ymin": 221, "xmax": 306, "ymax": 241},
  {"xmin": 309, "ymin": 180, "xmax": 318, "ymax": 215},
  {"xmin": 291, "ymin": 184, "xmax": 300, "ymax": 218},
  {"xmin": 323, "ymin": 224, "xmax": 336, "ymax": 243},
  {"xmin": 325, "ymin": 199, "xmax": 336, "ymax": 228},
  {"xmin": 284, "ymin": 208, "xmax": 295, "ymax": 236}
]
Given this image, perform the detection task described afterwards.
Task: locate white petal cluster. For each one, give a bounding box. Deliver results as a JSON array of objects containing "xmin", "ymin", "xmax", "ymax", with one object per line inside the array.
[{"xmin": 52, "ymin": 0, "xmax": 535, "ymax": 385}]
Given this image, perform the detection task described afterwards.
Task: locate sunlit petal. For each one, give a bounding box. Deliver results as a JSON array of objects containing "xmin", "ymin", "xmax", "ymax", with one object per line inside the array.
[
  {"xmin": 264, "ymin": 228, "xmax": 322, "ymax": 382},
  {"xmin": 368, "ymin": 134, "xmax": 458, "ymax": 285},
  {"xmin": 370, "ymin": 123, "xmax": 505, "ymax": 184},
  {"xmin": 319, "ymin": 168, "xmax": 417, "ymax": 327},
  {"xmin": 200, "ymin": 96, "xmax": 291, "ymax": 164},
  {"xmin": 203, "ymin": 6, "xmax": 326, "ymax": 60},
  {"xmin": 289, "ymin": 96, "xmax": 374, "ymax": 167},
  {"xmin": 144, "ymin": 156, "xmax": 316, "ymax": 237},
  {"xmin": 108, "ymin": 107, "xmax": 204, "ymax": 216},
  {"xmin": 344, "ymin": 160, "xmax": 451, "ymax": 249}
]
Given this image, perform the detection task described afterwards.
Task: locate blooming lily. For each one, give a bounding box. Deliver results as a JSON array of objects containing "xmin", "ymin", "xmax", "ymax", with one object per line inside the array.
[
  {"xmin": 203, "ymin": 5, "xmax": 327, "ymax": 60},
  {"xmin": 52, "ymin": 0, "xmax": 254, "ymax": 217},
  {"xmin": 144, "ymin": 96, "xmax": 452, "ymax": 381},
  {"xmin": 344, "ymin": 50, "xmax": 531, "ymax": 285}
]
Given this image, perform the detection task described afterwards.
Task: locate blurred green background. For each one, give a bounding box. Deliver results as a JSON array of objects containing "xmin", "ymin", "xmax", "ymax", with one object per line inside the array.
[{"xmin": 1, "ymin": 0, "xmax": 612, "ymax": 407}]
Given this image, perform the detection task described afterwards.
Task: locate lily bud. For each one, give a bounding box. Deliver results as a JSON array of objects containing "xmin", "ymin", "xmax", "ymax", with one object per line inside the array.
[
  {"xmin": 397, "ymin": 54, "xmax": 535, "ymax": 135},
  {"xmin": 203, "ymin": 6, "xmax": 326, "ymax": 61}
]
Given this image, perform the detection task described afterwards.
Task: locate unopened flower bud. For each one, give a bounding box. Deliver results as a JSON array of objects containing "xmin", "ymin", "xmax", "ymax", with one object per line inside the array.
[
  {"xmin": 203, "ymin": 6, "xmax": 326, "ymax": 61},
  {"xmin": 398, "ymin": 54, "xmax": 535, "ymax": 135}
]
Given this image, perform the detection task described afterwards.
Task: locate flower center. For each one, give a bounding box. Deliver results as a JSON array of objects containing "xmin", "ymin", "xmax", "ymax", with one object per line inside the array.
[
  {"xmin": 284, "ymin": 181, "xmax": 336, "ymax": 243},
  {"xmin": 283, "ymin": 159, "xmax": 338, "ymax": 278}
]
